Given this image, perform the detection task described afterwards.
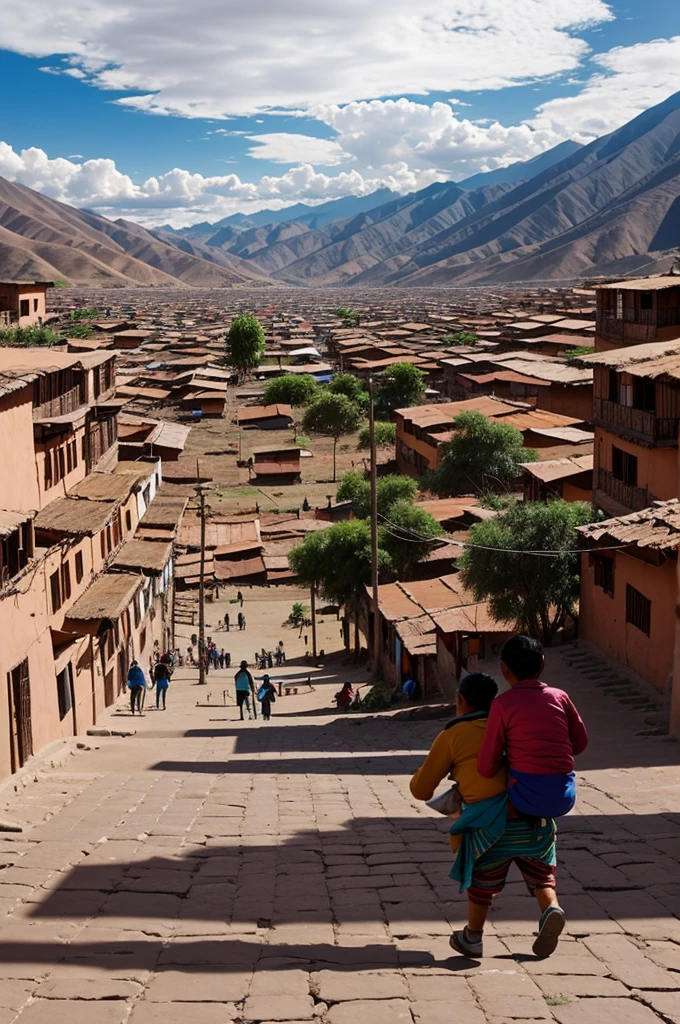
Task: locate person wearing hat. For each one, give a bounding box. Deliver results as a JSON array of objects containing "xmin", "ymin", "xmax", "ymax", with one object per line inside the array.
[
  {"xmin": 234, "ymin": 660, "xmax": 256, "ymax": 721},
  {"xmin": 126, "ymin": 660, "xmax": 147, "ymax": 715}
]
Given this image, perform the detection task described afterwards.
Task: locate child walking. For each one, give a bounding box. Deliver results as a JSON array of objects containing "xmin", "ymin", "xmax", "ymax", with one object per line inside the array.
[{"xmin": 450, "ymin": 634, "xmax": 588, "ymax": 960}]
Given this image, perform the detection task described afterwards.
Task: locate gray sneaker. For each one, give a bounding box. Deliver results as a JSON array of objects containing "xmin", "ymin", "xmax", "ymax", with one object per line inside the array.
[
  {"xmin": 532, "ymin": 906, "xmax": 566, "ymax": 958},
  {"xmin": 449, "ymin": 927, "xmax": 483, "ymax": 958}
]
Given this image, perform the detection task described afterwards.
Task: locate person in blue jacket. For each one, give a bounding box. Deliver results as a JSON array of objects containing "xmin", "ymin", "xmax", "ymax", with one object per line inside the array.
[{"xmin": 127, "ymin": 661, "xmax": 147, "ymax": 715}]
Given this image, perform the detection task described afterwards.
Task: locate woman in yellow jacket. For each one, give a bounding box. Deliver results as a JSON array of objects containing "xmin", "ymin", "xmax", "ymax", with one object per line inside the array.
[{"xmin": 410, "ymin": 672, "xmax": 507, "ymax": 855}]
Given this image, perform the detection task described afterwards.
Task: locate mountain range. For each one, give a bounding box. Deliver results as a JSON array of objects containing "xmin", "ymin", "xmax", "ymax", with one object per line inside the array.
[{"xmin": 1, "ymin": 92, "xmax": 680, "ymax": 288}]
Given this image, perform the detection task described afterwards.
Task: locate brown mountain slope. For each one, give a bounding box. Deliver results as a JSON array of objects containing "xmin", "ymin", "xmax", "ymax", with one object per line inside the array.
[
  {"xmin": 230, "ymin": 90, "xmax": 680, "ymax": 286},
  {"xmin": 0, "ymin": 178, "xmax": 275, "ymax": 287}
]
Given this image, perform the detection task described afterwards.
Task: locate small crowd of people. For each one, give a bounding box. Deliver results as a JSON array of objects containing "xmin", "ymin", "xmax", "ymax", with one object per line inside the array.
[
  {"xmin": 410, "ymin": 633, "xmax": 588, "ymax": 960},
  {"xmin": 234, "ymin": 661, "xmax": 277, "ymax": 721},
  {"xmin": 126, "ymin": 649, "xmax": 174, "ymax": 713},
  {"xmin": 223, "ymin": 610, "xmax": 247, "ymax": 631}
]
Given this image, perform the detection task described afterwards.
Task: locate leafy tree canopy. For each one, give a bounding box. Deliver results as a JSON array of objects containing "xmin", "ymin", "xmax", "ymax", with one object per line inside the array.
[
  {"xmin": 224, "ymin": 314, "xmax": 266, "ymax": 377},
  {"xmin": 0, "ymin": 325, "xmax": 61, "ymax": 347},
  {"xmin": 289, "ymin": 519, "xmax": 390, "ymax": 605},
  {"xmin": 302, "ymin": 393, "xmax": 364, "ymax": 481},
  {"xmin": 458, "ymin": 499, "xmax": 599, "ymax": 645},
  {"xmin": 375, "ymin": 362, "xmax": 425, "ymax": 417},
  {"xmin": 336, "ymin": 471, "xmax": 417, "ymax": 520},
  {"xmin": 443, "ymin": 331, "xmax": 478, "ymax": 346},
  {"xmin": 263, "ymin": 373, "xmax": 320, "ymax": 407},
  {"xmin": 68, "ymin": 307, "xmax": 100, "ymax": 320},
  {"xmin": 379, "ymin": 499, "xmax": 444, "ymax": 578},
  {"xmin": 357, "ymin": 421, "xmax": 396, "ymax": 450},
  {"xmin": 332, "ymin": 306, "xmax": 360, "ymax": 324},
  {"xmin": 327, "ymin": 372, "xmax": 368, "ymax": 406},
  {"xmin": 66, "ymin": 324, "xmax": 94, "ymax": 339},
  {"xmin": 424, "ymin": 411, "xmax": 536, "ymax": 496}
]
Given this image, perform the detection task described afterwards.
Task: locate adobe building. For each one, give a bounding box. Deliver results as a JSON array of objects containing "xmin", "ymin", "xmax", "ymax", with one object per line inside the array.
[
  {"xmin": 0, "ymin": 280, "xmax": 53, "ymax": 327},
  {"xmin": 0, "ymin": 347, "xmax": 183, "ymax": 781},
  {"xmin": 595, "ymin": 275, "xmax": 680, "ymax": 353},
  {"xmin": 577, "ymin": 502, "xmax": 680, "ymax": 725},
  {"xmin": 582, "ymin": 340, "xmax": 680, "ymax": 516}
]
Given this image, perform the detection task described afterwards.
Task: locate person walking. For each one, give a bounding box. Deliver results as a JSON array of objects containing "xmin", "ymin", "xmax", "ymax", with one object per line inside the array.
[
  {"xmin": 258, "ymin": 674, "xmax": 277, "ymax": 721},
  {"xmin": 237, "ymin": 611, "xmax": 244, "ymax": 631},
  {"xmin": 224, "ymin": 612, "xmax": 230, "ymax": 631},
  {"xmin": 237, "ymin": 590, "xmax": 244, "ymax": 607},
  {"xmin": 153, "ymin": 659, "xmax": 170, "ymax": 710},
  {"xmin": 127, "ymin": 661, "xmax": 146, "ymax": 715},
  {"xmin": 235, "ymin": 660, "xmax": 256, "ymax": 721}
]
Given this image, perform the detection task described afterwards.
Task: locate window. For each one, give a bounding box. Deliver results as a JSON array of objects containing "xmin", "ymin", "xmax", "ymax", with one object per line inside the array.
[
  {"xmin": 61, "ymin": 561, "xmax": 71, "ymax": 601},
  {"xmin": 33, "ymin": 298, "xmax": 39, "ymax": 312},
  {"xmin": 75, "ymin": 551, "xmax": 84, "ymax": 583},
  {"xmin": 100, "ymin": 531, "xmax": 106, "ymax": 560},
  {"xmin": 125, "ymin": 509, "xmax": 132, "ymax": 532},
  {"xmin": 44, "ymin": 450, "xmax": 53, "ymax": 488},
  {"xmin": 633, "ymin": 377, "xmax": 655, "ymax": 413},
  {"xmin": 139, "ymin": 628, "xmax": 147, "ymax": 653},
  {"xmin": 618, "ymin": 381, "xmax": 633, "ymax": 407},
  {"xmin": 640, "ymin": 292, "xmax": 653, "ymax": 310},
  {"xmin": 70, "ymin": 439, "xmax": 77, "ymax": 468},
  {"xmin": 593, "ymin": 556, "xmax": 614, "ymax": 598},
  {"xmin": 56, "ymin": 665, "xmax": 73, "ymax": 720},
  {"xmin": 50, "ymin": 570, "xmax": 61, "ymax": 613},
  {"xmin": 626, "ymin": 584, "xmax": 651, "ymax": 636},
  {"xmin": 133, "ymin": 594, "xmax": 141, "ymax": 628},
  {"xmin": 20, "ymin": 299, "xmax": 29, "ymax": 317},
  {"xmin": 608, "ymin": 370, "xmax": 618, "ymax": 403},
  {"xmin": 66, "ymin": 443, "xmax": 73, "ymax": 473},
  {"xmin": 612, "ymin": 446, "xmax": 637, "ymax": 486},
  {"xmin": 58, "ymin": 446, "xmax": 66, "ymax": 480}
]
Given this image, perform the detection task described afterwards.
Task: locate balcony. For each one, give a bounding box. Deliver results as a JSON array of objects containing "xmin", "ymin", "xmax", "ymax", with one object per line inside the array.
[
  {"xmin": 597, "ymin": 307, "xmax": 680, "ymax": 344},
  {"xmin": 596, "ymin": 467, "xmax": 652, "ymax": 513},
  {"xmin": 593, "ymin": 397, "xmax": 679, "ymax": 445},
  {"xmin": 33, "ymin": 385, "xmax": 85, "ymax": 422}
]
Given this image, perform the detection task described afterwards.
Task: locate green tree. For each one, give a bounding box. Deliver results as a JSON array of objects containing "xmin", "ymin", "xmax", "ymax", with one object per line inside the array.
[
  {"xmin": 458, "ymin": 500, "xmax": 599, "ymax": 645},
  {"xmin": 68, "ymin": 307, "xmax": 100, "ymax": 320},
  {"xmin": 332, "ymin": 306, "xmax": 360, "ymax": 325},
  {"xmin": 224, "ymin": 314, "xmax": 266, "ymax": 379},
  {"xmin": 375, "ymin": 362, "xmax": 425, "ymax": 417},
  {"xmin": 443, "ymin": 331, "xmax": 478, "ymax": 346},
  {"xmin": 65, "ymin": 324, "xmax": 94, "ymax": 339},
  {"xmin": 379, "ymin": 499, "xmax": 444, "ymax": 578},
  {"xmin": 424, "ymin": 411, "xmax": 536, "ymax": 496},
  {"xmin": 336, "ymin": 471, "xmax": 418, "ymax": 520},
  {"xmin": 302, "ymin": 393, "xmax": 364, "ymax": 482},
  {"xmin": 327, "ymin": 373, "xmax": 368, "ymax": 406},
  {"xmin": 263, "ymin": 373, "xmax": 320, "ymax": 407},
  {"xmin": 0, "ymin": 325, "xmax": 61, "ymax": 347},
  {"xmin": 357, "ymin": 421, "xmax": 396, "ymax": 450},
  {"xmin": 288, "ymin": 520, "xmax": 390, "ymax": 656}
]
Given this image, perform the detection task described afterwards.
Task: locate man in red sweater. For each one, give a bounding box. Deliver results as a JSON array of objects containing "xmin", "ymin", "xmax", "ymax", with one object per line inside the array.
[{"xmin": 457, "ymin": 635, "xmax": 588, "ymax": 960}]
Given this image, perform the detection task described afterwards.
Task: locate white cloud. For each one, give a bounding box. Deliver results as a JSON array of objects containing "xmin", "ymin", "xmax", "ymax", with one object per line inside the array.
[
  {"xmin": 530, "ymin": 35, "xmax": 680, "ymax": 141},
  {"xmin": 246, "ymin": 134, "xmax": 346, "ymax": 166},
  {"xmin": 311, "ymin": 99, "xmax": 566, "ymax": 180},
  {"xmin": 6, "ymin": 0, "xmax": 612, "ymax": 118}
]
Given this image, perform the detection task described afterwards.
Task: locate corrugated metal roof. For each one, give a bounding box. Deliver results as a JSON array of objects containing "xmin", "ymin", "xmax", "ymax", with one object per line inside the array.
[
  {"xmin": 66, "ymin": 573, "xmax": 143, "ymax": 621},
  {"xmin": 597, "ymin": 276, "xmax": 680, "ymax": 291},
  {"xmin": 522, "ymin": 453, "xmax": 593, "ymax": 483},
  {"xmin": 432, "ymin": 602, "xmax": 514, "ymax": 634},
  {"xmin": 576, "ymin": 499, "xmax": 680, "ymax": 551},
  {"xmin": 214, "ymin": 555, "xmax": 265, "ymax": 580},
  {"xmin": 0, "ymin": 509, "xmax": 33, "ymax": 537},
  {"xmin": 111, "ymin": 539, "xmax": 173, "ymax": 574},
  {"xmin": 237, "ymin": 404, "xmax": 293, "ymax": 422},
  {"xmin": 579, "ymin": 338, "xmax": 680, "ymax": 371}
]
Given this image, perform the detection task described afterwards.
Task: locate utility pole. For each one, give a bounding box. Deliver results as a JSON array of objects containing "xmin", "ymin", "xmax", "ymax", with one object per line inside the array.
[
  {"xmin": 368, "ymin": 376, "xmax": 381, "ymax": 679},
  {"xmin": 197, "ymin": 484, "xmax": 207, "ymax": 684},
  {"xmin": 310, "ymin": 583, "xmax": 317, "ymax": 663}
]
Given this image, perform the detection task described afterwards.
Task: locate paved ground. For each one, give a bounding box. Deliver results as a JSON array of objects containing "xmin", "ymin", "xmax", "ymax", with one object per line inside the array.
[{"xmin": 0, "ymin": 596, "xmax": 679, "ymax": 1024}]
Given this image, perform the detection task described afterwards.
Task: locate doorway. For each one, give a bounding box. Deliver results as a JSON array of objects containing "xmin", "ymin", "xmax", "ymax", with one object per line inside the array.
[{"xmin": 7, "ymin": 658, "xmax": 33, "ymax": 773}]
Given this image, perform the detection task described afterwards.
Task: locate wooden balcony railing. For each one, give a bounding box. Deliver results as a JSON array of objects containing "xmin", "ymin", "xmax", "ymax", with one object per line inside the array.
[
  {"xmin": 33, "ymin": 385, "xmax": 84, "ymax": 421},
  {"xmin": 593, "ymin": 398, "xmax": 679, "ymax": 444},
  {"xmin": 597, "ymin": 468, "xmax": 651, "ymax": 512}
]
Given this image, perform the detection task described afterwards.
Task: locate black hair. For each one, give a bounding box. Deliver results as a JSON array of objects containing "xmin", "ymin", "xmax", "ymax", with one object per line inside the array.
[
  {"xmin": 457, "ymin": 672, "xmax": 498, "ymax": 713},
  {"xmin": 500, "ymin": 634, "xmax": 544, "ymax": 680}
]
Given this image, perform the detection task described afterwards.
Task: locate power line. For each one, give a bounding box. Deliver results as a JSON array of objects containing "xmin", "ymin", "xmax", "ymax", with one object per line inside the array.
[{"xmin": 375, "ymin": 513, "xmax": 633, "ymax": 557}]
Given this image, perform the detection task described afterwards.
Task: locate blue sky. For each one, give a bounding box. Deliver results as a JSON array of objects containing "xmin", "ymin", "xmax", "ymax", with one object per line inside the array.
[{"xmin": 0, "ymin": 0, "xmax": 678, "ymax": 225}]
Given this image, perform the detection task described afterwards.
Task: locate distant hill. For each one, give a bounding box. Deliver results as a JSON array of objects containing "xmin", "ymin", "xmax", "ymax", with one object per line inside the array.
[
  {"xmin": 0, "ymin": 178, "xmax": 275, "ymax": 287},
  {"xmin": 458, "ymin": 140, "xmax": 583, "ymax": 189},
  {"xmin": 1, "ymin": 93, "xmax": 680, "ymax": 287}
]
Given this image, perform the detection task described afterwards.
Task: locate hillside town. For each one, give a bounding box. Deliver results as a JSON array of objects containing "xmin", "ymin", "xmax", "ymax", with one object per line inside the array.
[{"xmin": 0, "ymin": 275, "xmax": 678, "ymax": 1023}]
